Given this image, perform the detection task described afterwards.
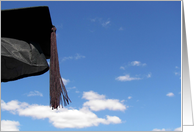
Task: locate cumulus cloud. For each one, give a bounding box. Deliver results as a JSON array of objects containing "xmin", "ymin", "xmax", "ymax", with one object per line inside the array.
[
  {"xmin": 82, "ymin": 91, "xmax": 126, "ymax": 111},
  {"xmin": 62, "ymin": 53, "xmax": 85, "ymax": 61},
  {"xmin": 1, "ymin": 91, "xmax": 124, "ymax": 129},
  {"xmin": 166, "ymin": 92, "xmax": 174, "ymax": 97},
  {"xmin": 1, "ymin": 100, "xmax": 28, "ymax": 114},
  {"xmin": 27, "ymin": 91, "xmax": 43, "ymax": 97},
  {"xmin": 82, "ymin": 91, "xmax": 105, "ymax": 100},
  {"xmin": 115, "ymin": 74, "xmax": 141, "ymax": 81},
  {"xmin": 1, "ymin": 99, "xmax": 122, "ymax": 129},
  {"xmin": 1, "ymin": 120, "xmax": 20, "ymax": 131}
]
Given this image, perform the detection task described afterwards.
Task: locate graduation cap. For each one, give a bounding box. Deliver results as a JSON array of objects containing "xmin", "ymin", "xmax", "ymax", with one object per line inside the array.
[{"xmin": 1, "ymin": 6, "xmax": 71, "ymax": 109}]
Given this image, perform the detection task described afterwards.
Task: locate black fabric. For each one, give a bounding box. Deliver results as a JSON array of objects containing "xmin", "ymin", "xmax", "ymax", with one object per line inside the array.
[
  {"xmin": 1, "ymin": 6, "xmax": 53, "ymax": 82},
  {"xmin": 1, "ymin": 38, "xmax": 49, "ymax": 82}
]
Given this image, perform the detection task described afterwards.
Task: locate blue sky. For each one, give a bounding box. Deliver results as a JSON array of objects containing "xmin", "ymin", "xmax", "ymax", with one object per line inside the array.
[{"xmin": 1, "ymin": 1, "xmax": 181, "ymax": 131}]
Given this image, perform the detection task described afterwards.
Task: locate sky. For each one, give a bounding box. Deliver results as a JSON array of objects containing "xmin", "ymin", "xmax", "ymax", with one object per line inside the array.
[{"xmin": 1, "ymin": 1, "xmax": 181, "ymax": 131}]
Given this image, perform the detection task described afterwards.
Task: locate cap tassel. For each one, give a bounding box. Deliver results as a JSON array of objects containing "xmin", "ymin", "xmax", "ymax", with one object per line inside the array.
[{"xmin": 50, "ymin": 26, "xmax": 71, "ymax": 110}]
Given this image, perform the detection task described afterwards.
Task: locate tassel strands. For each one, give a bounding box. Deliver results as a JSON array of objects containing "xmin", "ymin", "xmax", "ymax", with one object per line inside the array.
[{"xmin": 50, "ymin": 26, "xmax": 71, "ymax": 110}]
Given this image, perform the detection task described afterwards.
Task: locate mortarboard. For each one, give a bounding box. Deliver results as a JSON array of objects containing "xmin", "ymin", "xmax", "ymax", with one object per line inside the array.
[{"xmin": 1, "ymin": 6, "xmax": 71, "ymax": 109}]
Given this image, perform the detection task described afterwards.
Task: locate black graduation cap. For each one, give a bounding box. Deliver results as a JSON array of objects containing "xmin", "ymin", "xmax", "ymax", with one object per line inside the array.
[{"xmin": 1, "ymin": 6, "xmax": 71, "ymax": 109}]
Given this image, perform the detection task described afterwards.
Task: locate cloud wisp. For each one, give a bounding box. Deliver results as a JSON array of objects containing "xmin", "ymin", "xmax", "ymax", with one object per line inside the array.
[
  {"xmin": 166, "ymin": 92, "xmax": 174, "ymax": 97},
  {"xmin": 147, "ymin": 73, "xmax": 152, "ymax": 78},
  {"xmin": 130, "ymin": 61, "xmax": 146, "ymax": 66},
  {"xmin": 152, "ymin": 127, "xmax": 181, "ymax": 131},
  {"xmin": 116, "ymin": 74, "xmax": 141, "ymax": 82},
  {"xmin": 27, "ymin": 91, "xmax": 43, "ymax": 97},
  {"xmin": 120, "ymin": 66, "xmax": 125, "ymax": 70},
  {"xmin": 62, "ymin": 53, "xmax": 85, "ymax": 62},
  {"xmin": 174, "ymin": 66, "xmax": 181, "ymax": 79},
  {"xmin": 102, "ymin": 20, "xmax": 110, "ymax": 27},
  {"xmin": 62, "ymin": 78, "xmax": 70, "ymax": 85},
  {"xmin": 128, "ymin": 96, "xmax": 132, "ymax": 99},
  {"xmin": 90, "ymin": 17, "xmax": 111, "ymax": 28},
  {"xmin": 120, "ymin": 61, "xmax": 146, "ymax": 70},
  {"xmin": 1, "ymin": 91, "xmax": 125, "ymax": 129}
]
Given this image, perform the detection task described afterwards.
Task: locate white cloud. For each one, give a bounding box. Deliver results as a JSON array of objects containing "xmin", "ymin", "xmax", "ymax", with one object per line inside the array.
[
  {"xmin": 152, "ymin": 127, "xmax": 181, "ymax": 131},
  {"xmin": 174, "ymin": 127, "xmax": 181, "ymax": 131},
  {"xmin": 120, "ymin": 66, "xmax": 125, "ymax": 70},
  {"xmin": 106, "ymin": 115, "xmax": 121, "ymax": 124},
  {"xmin": 175, "ymin": 72, "xmax": 179, "ymax": 75},
  {"xmin": 62, "ymin": 53, "xmax": 85, "ymax": 61},
  {"xmin": 1, "ymin": 100, "xmax": 28, "ymax": 114},
  {"xmin": 83, "ymin": 99, "xmax": 126, "ymax": 111},
  {"xmin": 62, "ymin": 78, "xmax": 70, "ymax": 85},
  {"xmin": 131, "ymin": 61, "xmax": 141, "ymax": 66},
  {"xmin": 102, "ymin": 21, "xmax": 110, "ymax": 27},
  {"xmin": 67, "ymin": 86, "xmax": 76, "ymax": 90},
  {"xmin": 66, "ymin": 86, "xmax": 76, "ymax": 92},
  {"xmin": 153, "ymin": 128, "xmax": 166, "ymax": 131},
  {"xmin": 129, "ymin": 61, "xmax": 146, "ymax": 66},
  {"xmin": 90, "ymin": 17, "xmax": 111, "ymax": 28},
  {"xmin": 82, "ymin": 91, "xmax": 126, "ymax": 111},
  {"xmin": 82, "ymin": 91, "xmax": 106, "ymax": 100},
  {"xmin": 1, "ymin": 120, "xmax": 20, "ymax": 131},
  {"xmin": 75, "ymin": 53, "xmax": 85, "ymax": 60},
  {"xmin": 121, "ymin": 100, "xmax": 125, "ymax": 103},
  {"xmin": 175, "ymin": 66, "xmax": 179, "ymax": 69},
  {"xmin": 27, "ymin": 91, "xmax": 43, "ymax": 97},
  {"xmin": 128, "ymin": 96, "xmax": 132, "ymax": 99},
  {"xmin": 1, "ymin": 99, "xmax": 122, "ymax": 129},
  {"xmin": 166, "ymin": 92, "xmax": 174, "ymax": 97},
  {"xmin": 147, "ymin": 73, "xmax": 152, "ymax": 78},
  {"xmin": 115, "ymin": 74, "xmax": 141, "ymax": 81},
  {"xmin": 62, "ymin": 56, "xmax": 73, "ymax": 61}
]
